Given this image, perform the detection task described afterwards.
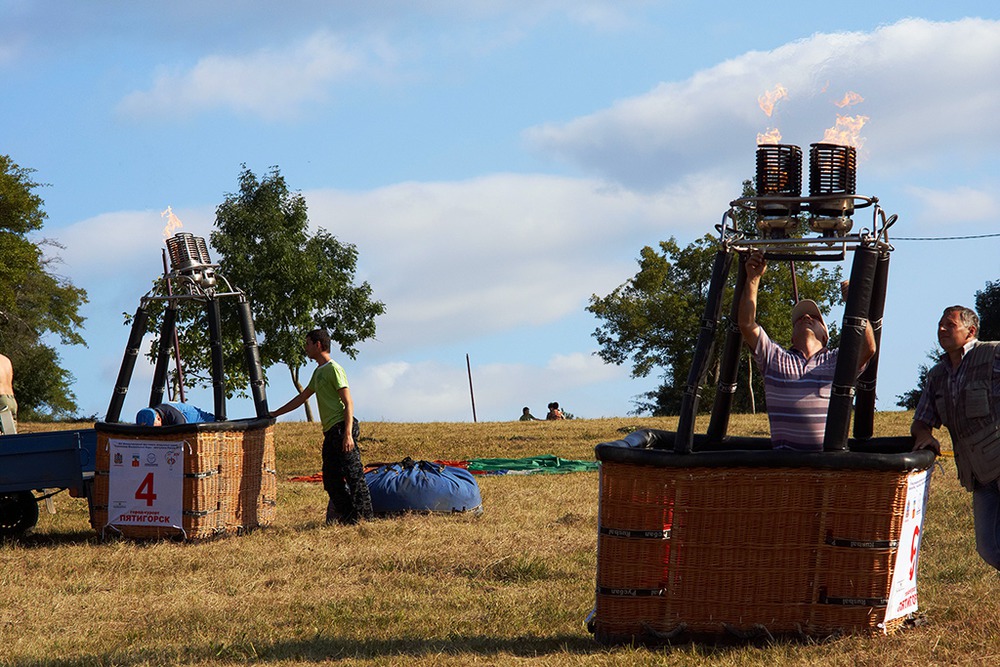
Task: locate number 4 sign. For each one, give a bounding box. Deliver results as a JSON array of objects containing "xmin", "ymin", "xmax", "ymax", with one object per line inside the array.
[
  {"xmin": 135, "ymin": 472, "xmax": 157, "ymax": 506},
  {"xmin": 107, "ymin": 438, "xmax": 184, "ymax": 529}
]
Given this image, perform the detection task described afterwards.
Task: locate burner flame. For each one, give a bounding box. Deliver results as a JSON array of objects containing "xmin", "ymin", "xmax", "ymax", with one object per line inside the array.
[
  {"xmin": 756, "ymin": 84, "xmax": 788, "ymax": 145},
  {"xmin": 161, "ymin": 206, "xmax": 184, "ymax": 239},
  {"xmin": 758, "ymin": 84, "xmax": 788, "ymax": 117},
  {"xmin": 822, "ymin": 114, "xmax": 869, "ymax": 148},
  {"xmin": 756, "ymin": 128, "xmax": 782, "ymax": 144},
  {"xmin": 834, "ymin": 91, "xmax": 864, "ymax": 108}
]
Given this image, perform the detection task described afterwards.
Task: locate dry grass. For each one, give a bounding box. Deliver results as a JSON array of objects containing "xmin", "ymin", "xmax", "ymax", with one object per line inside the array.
[{"xmin": 1, "ymin": 413, "xmax": 997, "ymax": 666}]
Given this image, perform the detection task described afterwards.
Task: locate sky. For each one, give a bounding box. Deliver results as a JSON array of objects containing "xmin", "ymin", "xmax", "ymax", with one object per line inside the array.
[{"xmin": 3, "ymin": 1, "xmax": 1000, "ymax": 424}]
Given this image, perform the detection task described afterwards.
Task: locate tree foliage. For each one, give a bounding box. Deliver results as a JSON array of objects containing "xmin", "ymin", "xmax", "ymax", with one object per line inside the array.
[
  {"xmin": 0, "ymin": 155, "xmax": 88, "ymax": 420},
  {"xmin": 140, "ymin": 165, "xmax": 385, "ymax": 421},
  {"xmin": 895, "ymin": 349, "xmax": 938, "ymax": 410},
  {"xmin": 588, "ymin": 180, "xmax": 843, "ymax": 416},
  {"xmin": 975, "ymin": 279, "xmax": 1000, "ymax": 342}
]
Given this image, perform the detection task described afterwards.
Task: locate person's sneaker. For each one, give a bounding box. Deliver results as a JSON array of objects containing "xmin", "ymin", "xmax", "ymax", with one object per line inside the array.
[{"xmin": 325, "ymin": 499, "xmax": 341, "ymax": 525}]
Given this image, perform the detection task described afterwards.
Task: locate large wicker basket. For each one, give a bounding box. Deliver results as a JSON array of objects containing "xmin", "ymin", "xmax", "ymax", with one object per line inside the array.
[
  {"xmin": 590, "ymin": 430, "xmax": 935, "ymax": 644},
  {"xmin": 90, "ymin": 418, "xmax": 276, "ymax": 541}
]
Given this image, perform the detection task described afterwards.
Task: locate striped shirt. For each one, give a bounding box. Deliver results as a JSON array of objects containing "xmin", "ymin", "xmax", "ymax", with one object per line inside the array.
[{"xmin": 755, "ymin": 327, "xmax": 838, "ymax": 452}]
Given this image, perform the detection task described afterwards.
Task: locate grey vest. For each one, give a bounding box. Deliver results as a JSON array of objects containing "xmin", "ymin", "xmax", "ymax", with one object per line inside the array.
[{"xmin": 927, "ymin": 341, "xmax": 1000, "ymax": 491}]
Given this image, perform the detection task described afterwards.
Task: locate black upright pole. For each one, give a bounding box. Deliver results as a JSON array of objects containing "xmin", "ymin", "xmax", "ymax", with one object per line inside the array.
[
  {"xmin": 852, "ymin": 248, "xmax": 890, "ymax": 440},
  {"xmin": 106, "ymin": 305, "xmax": 149, "ymax": 423},
  {"xmin": 823, "ymin": 245, "xmax": 878, "ymax": 451},
  {"xmin": 236, "ymin": 299, "xmax": 269, "ymax": 418},
  {"xmin": 675, "ymin": 249, "xmax": 733, "ymax": 453},
  {"xmin": 206, "ymin": 298, "xmax": 227, "ymax": 421},
  {"xmin": 161, "ymin": 251, "xmax": 185, "ymax": 403},
  {"xmin": 149, "ymin": 303, "xmax": 177, "ymax": 408},
  {"xmin": 706, "ymin": 253, "xmax": 747, "ymax": 445}
]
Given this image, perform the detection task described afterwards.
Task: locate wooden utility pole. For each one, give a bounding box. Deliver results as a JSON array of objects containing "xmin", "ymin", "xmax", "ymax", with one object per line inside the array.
[{"xmin": 466, "ymin": 354, "xmax": 477, "ymax": 423}]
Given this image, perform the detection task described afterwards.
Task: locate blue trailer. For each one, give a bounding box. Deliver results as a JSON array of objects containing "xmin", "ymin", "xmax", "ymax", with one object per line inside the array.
[{"xmin": 0, "ymin": 429, "xmax": 97, "ymax": 536}]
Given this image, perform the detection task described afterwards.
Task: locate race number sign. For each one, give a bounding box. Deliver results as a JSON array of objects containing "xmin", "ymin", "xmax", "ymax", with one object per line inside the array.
[
  {"xmin": 883, "ymin": 467, "xmax": 932, "ymax": 630},
  {"xmin": 107, "ymin": 438, "xmax": 184, "ymax": 529}
]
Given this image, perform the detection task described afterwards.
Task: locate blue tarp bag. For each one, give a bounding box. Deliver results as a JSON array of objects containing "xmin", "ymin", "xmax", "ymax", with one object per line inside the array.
[{"xmin": 365, "ymin": 457, "xmax": 483, "ymax": 515}]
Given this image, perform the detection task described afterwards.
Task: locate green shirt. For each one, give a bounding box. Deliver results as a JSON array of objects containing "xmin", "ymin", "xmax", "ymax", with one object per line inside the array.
[{"xmin": 307, "ymin": 359, "xmax": 350, "ymax": 432}]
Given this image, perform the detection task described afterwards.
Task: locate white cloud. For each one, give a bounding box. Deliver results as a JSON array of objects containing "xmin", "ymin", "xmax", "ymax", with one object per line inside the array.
[
  {"xmin": 527, "ymin": 18, "xmax": 1000, "ymax": 190},
  {"xmin": 902, "ymin": 185, "xmax": 998, "ymax": 227},
  {"xmin": 52, "ymin": 174, "xmax": 676, "ymax": 421},
  {"xmin": 304, "ymin": 172, "xmax": 727, "ymax": 351},
  {"xmin": 45, "ymin": 170, "xmax": 738, "ymax": 373},
  {"xmin": 48, "ymin": 15, "xmax": 1000, "ymax": 424},
  {"xmin": 117, "ymin": 31, "xmax": 366, "ymax": 121},
  {"xmin": 53, "ymin": 207, "xmax": 216, "ymax": 285}
]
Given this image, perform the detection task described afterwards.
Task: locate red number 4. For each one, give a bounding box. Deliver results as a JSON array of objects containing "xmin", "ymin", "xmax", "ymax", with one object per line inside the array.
[{"xmin": 135, "ymin": 472, "xmax": 157, "ymax": 506}]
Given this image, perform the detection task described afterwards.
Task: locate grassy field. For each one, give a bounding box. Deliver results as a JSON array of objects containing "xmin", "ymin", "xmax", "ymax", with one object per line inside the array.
[{"xmin": 2, "ymin": 413, "xmax": 998, "ymax": 666}]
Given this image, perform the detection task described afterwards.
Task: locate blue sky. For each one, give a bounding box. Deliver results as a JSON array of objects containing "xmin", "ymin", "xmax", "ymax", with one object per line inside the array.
[{"xmin": 3, "ymin": 1, "xmax": 1000, "ymax": 423}]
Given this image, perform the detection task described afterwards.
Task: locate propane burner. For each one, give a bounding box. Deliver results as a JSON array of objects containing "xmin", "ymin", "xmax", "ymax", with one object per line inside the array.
[
  {"xmin": 755, "ymin": 144, "xmax": 802, "ymax": 238},
  {"xmin": 808, "ymin": 143, "xmax": 856, "ymax": 235},
  {"xmin": 165, "ymin": 232, "xmax": 217, "ymax": 290}
]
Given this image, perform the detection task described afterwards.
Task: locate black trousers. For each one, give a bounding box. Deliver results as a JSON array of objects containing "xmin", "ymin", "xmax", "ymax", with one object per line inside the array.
[{"xmin": 321, "ymin": 418, "xmax": 373, "ymax": 524}]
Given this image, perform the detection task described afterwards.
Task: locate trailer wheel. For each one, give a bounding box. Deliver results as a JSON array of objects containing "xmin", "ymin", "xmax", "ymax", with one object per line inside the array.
[{"xmin": 0, "ymin": 492, "xmax": 39, "ymax": 537}]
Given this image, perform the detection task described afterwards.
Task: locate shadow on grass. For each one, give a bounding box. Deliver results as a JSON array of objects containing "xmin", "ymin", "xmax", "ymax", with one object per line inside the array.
[
  {"xmin": 9, "ymin": 629, "xmax": 861, "ymax": 665},
  {"xmin": 0, "ymin": 529, "xmax": 101, "ymax": 549},
  {"xmin": 12, "ymin": 634, "xmax": 609, "ymax": 666}
]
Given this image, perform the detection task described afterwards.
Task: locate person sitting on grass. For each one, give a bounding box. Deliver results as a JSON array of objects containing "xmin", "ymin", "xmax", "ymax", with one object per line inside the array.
[{"xmin": 519, "ymin": 407, "xmax": 541, "ymax": 421}]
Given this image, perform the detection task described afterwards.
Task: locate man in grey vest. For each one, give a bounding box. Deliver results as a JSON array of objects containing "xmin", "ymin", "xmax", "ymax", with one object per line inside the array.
[{"xmin": 912, "ymin": 305, "xmax": 1000, "ymax": 571}]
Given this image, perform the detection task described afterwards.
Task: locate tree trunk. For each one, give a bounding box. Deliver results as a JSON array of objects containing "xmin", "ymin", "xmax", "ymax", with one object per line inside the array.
[{"xmin": 290, "ymin": 365, "xmax": 315, "ymax": 422}]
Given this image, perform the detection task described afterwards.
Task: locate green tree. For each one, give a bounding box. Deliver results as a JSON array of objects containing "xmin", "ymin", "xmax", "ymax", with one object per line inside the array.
[
  {"xmin": 0, "ymin": 155, "xmax": 88, "ymax": 420},
  {"xmin": 975, "ymin": 280, "xmax": 1000, "ymax": 342},
  {"xmin": 896, "ymin": 349, "xmax": 938, "ymax": 410},
  {"xmin": 142, "ymin": 165, "xmax": 385, "ymax": 422},
  {"xmin": 588, "ymin": 180, "xmax": 842, "ymax": 416}
]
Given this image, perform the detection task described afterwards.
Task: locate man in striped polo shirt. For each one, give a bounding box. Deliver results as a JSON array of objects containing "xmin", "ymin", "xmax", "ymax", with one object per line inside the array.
[{"xmin": 738, "ymin": 249, "xmax": 876, "ymax": 451}]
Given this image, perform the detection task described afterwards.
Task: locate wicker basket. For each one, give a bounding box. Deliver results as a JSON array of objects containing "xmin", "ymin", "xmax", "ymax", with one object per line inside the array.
[
  {"xmin": 90, "ymin": 418, "xmax": 275, "ymax": 541},
  {"xmin": 590, "ymin": 430, "xmax": 935, "ymax": 644}
]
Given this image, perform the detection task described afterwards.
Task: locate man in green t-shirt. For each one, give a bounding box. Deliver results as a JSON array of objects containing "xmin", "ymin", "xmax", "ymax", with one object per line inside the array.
[{"xmin": 270, "ymin": 329, "xmax": 373, "ymax": 524}]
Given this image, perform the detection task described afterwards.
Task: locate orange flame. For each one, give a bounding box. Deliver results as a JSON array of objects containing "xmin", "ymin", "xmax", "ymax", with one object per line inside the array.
[
  {"xmin": 757, "ymin": 84, "xmax": 788, "ymax": 117},
  {"xmin": 834, "ymin": 91, "xmax": 864, "ymax": 108},
  {"xmin": 161, "ymin": 206, "xmax": 183, "ymax": 239},
  {"xmin": 756, "ymin": 128, "xmax": 782, "ymax": 144},
  {"xmin": 822, "ymin": 114, "xmax": 869, "ymax": 148}
]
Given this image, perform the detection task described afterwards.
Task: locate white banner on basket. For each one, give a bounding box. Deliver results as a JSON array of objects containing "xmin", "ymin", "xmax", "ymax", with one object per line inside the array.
[
  {"xmin": 882, "ymin": 467, "xmax": 932, "ymax": 630},
  {"xmin": 107, "ymin": 438, "xmax": 185, "ymax": 529}
]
